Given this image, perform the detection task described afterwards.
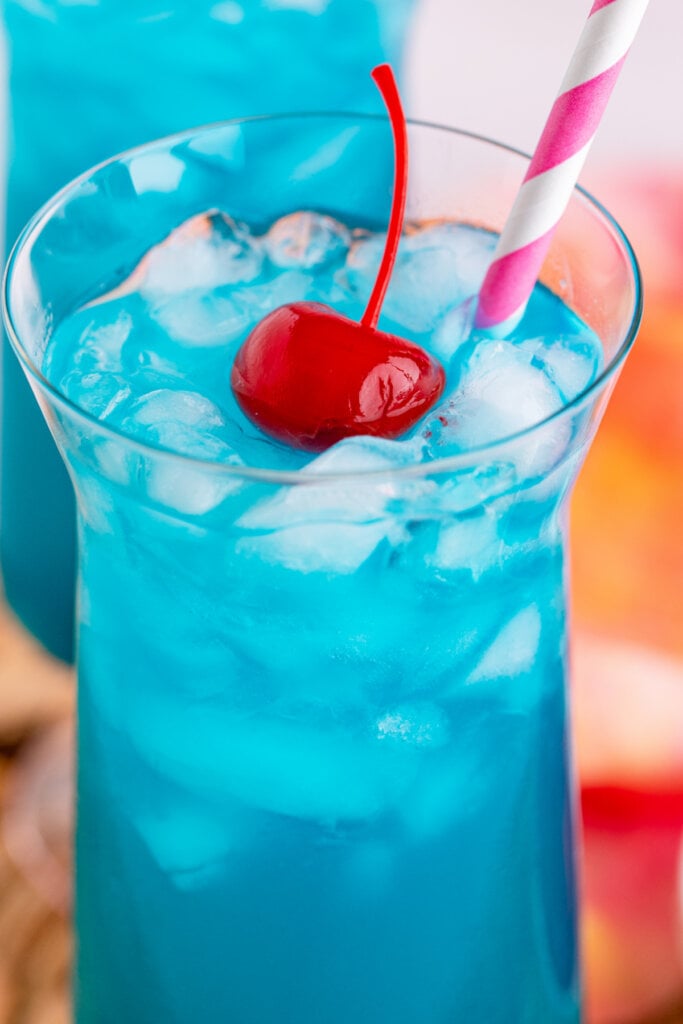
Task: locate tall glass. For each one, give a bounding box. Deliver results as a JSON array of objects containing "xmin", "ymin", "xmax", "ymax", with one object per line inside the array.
[
  {"xmin": 1, "ymin": 0, "xmax": 416, "ymax": 660},
  {"xmin": 4, "ymin": 117, "xmax": 641, "ymax": 1022}
]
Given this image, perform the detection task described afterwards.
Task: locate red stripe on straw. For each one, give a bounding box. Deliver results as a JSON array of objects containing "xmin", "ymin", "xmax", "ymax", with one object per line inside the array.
[
  {"xmin": 475, "ymin": 229, "xmax": 555, "ymax": 328},
  {"xmin": 590, "ymin": 0, "xmax": 620, "ymax": 14},
  {"xmin": 524, "ymin": 58, "xmax": 627, "ymax": 181}
]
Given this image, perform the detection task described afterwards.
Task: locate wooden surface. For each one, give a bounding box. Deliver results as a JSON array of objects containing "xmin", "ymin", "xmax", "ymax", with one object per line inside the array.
[
  {"xmin": 0, "ymin": 772, "xmax": 72, "ymax": 1024},
  {"xmin": 0, "ymin": 601, "xmax": 73, "ymax": 1024}
]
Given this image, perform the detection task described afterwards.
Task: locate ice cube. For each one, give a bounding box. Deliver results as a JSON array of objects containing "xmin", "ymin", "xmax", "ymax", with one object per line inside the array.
[
  {"xmin": 236, "ymin": 436, "xmax": 426, "ymax": 574},
  {"xmin": 115, "ymin": 389, "xmax": 244, "ymax": 513},
  {"xmin": 91, "ymin": 436, "xmax": 135, "ymax": 488},
  {"xmin": 467, "ymin": 604, "xmax": 542, "ymax": 684},
  {"xmin": 221, "ymin": 715, "xmax": 418, "ymax": 823},
  {"xmin": 424, "ymin": 340, "xmax": 569, "ymax": 479},
  {"xmin": 210, "ymin": 1, "xmax": 245, "ymax": 23},
  {"xmin": 128, "ymin": 699, "xmax": 420, "ymax": 825},
  {"xmin": 265, "ymin": 211, "xmax": 351, "ymax": 270},
  {"xmin": 242, "ymin": 435, "xmax": 426, "ymax": 527},
  {"xmin": 144, "ymin": 455, "xmax": 245, "ymax": 517},
  {"xmin": 430, "ymin": 297, "xmax": 476, "ymax": 363},
  {"xmin": 132, "ymin": 211, "xmax": 263, "ymax": 299},
  {"xmin": 344, "ymin": 222, "xmax": 495, "ymax": 335},
  {"xmin": 427, "ymin": 511, "xmax": 501, "ymax": 579},
  {"xmin": 239, "ymin": 521, "xmax": 400, "ymax": 575},
  {"xmin": 231, "ymin": 269, "xmax": 314, "ymax": 322},
  {"xmin": 519, "ymin": 334, "xmax": 602, "ymax": 402},
  {"xmin": 74, "ymin": 475, "xmax": 116, "ymax": 537},
  {"xmin": 60, "ymin": 369, "xmax": 131, "ymax": 419},
  {"xmin": 384, "ymin": 245, "xmax": 459, "ymax": 334},
  {"xmin": 128, "ymin": 151, "xmax": 186, "ymax": 195},
  {"xmin": 401, "ymin": 460, "xmax": 518, "ymax": 519},
  {"xmin": 67, "ymin": 309, "xmax": 133, "ymax": 374},
  {"xmin": 433, "ymin": 222, "xmax": 497, "ymax": 297},
  {"xmin": 310, "ymin": 433, "xmax": 427, "ymax": 473},
  {"xmin": 150, "ymin": 289, "xmax": 253, "ymax": 347},
  {"xmin": 122, "ymin": 389, "xmax": 227, "ymax": 455},
  {"xmin": 132, "ymin": 803, "xmax": 240, "ymax": 892},
  {"xmin": 399, "ymin": 709, "xmax": 529, "ymax": 841}
]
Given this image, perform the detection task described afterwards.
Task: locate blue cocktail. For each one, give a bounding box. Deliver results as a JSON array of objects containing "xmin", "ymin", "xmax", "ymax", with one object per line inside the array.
[
  {"xmin": 1, "ymin": 0, "xmax": 415, "ymax": 659},
  {"xmin": 4, "ymin": 116, "xmax": 641, "ymax": 1021}
]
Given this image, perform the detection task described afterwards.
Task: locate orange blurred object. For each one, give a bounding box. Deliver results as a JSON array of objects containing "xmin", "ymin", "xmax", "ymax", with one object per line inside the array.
[{"xmin": 573, "ymin": 175, "xmax": 683, "ymax": 656}]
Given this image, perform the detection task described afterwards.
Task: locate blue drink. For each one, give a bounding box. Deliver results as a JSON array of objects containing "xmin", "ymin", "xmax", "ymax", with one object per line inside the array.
[
  {"xmin": 1, "ymin": 0, "xmax": 415, "ymax": 660},
  {"xmin": 4, "ymin": 118, "xmax": 641, "ymax": 1022}
]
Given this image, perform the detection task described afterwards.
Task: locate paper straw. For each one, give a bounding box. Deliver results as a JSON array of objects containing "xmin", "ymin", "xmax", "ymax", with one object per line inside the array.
[{"xmin": 476, "ymin": 0, "xmax": 650, "ymax": 334}]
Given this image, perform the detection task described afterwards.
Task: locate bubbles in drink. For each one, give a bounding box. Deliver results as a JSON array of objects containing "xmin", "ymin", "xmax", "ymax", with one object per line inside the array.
[{"xmin": 376, "ymin": 702, "xmax": 450, "ymax": 748}]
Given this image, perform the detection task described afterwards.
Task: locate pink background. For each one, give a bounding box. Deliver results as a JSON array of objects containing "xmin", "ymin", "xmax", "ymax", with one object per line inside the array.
[{"xmin": 407, "ymin": 0, "xmax": 682, "ymax": 177}]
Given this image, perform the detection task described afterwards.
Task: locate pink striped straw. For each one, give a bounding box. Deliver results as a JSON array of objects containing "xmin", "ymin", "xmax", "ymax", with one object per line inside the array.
[{"xmin": 476, "ymin": 0, "xmax": 650, "ymax": 334}]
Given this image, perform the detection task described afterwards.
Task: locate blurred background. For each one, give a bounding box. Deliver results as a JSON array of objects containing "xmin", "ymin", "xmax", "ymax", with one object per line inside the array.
[{"xmin": 1, "ymin": 1, "xmax": 682, "ymax": 1022}]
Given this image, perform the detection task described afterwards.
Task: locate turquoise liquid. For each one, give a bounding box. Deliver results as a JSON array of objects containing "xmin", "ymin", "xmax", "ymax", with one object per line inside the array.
[
  {"xmin": 1, "ymin": 0, "xmax": 414, "ymax": 659},
  {"xmin": 43, "ymin": 213, "xmax": 594, "ymax": 1022}
]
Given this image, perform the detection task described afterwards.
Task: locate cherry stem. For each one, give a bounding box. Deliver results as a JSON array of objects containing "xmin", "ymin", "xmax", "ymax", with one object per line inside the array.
[{"xmin": 361, "ymin": 64, "xmax": 409, "ymax": 331}]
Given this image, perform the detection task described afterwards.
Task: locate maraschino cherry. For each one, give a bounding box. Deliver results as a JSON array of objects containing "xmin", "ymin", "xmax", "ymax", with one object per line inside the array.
[{"xmin": 231, "ymin": 64, "xmax": 446, "ymax": 453}]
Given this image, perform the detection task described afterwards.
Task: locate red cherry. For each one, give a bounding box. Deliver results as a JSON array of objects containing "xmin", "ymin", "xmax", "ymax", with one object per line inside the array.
[
  {"xmin": 231, "ymin": 64, "xmax": 445, "ymax": 452},
  {"xmin": 231, "ymin": 300, "xmax": 445, "ymax": 451}
]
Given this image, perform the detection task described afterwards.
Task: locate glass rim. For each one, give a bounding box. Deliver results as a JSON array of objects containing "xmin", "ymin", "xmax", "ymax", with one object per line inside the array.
[{"xmin": 2, "ymin": 111, "xmax": 643, "ymax": 485}]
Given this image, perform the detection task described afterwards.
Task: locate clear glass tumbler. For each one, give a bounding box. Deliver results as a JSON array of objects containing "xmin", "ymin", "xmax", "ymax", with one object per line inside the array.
[
  {"xmin": 1, "ymin": 0, "xmax": 416, "ymax": 660},
  {"xmin": 4, "ymin": 116, "xmax": 641, "ymax": 1022}
]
